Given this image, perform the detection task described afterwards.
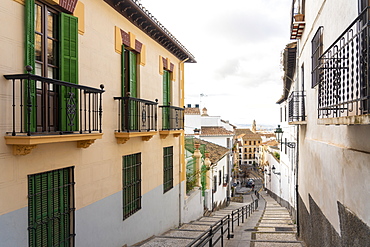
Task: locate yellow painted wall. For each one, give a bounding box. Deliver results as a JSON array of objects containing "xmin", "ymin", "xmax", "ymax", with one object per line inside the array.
[{"xmin": 0, "ymin": 0, "xmax": 186, "ymax": 215}]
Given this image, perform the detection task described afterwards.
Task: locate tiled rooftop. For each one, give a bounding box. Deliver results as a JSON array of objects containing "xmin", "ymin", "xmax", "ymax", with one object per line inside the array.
[
  {"xmin": 200, "ymin": 126, "xmax": 234, "ymax": 136},
  {"xmin": 184, "ymin": 107, "xmax": 201, "ymax": 115},
  {"xmin": 197, "ymin": 139, "xmax": 230, "ymax": 164}
]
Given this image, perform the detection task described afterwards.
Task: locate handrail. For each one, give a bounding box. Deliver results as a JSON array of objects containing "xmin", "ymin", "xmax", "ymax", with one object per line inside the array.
[{"xmin": 186, "ymin": 198, "xmax": 259, "ymax": 247}]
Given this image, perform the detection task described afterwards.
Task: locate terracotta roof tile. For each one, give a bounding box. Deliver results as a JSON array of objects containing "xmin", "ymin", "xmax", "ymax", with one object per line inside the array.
[
  {"xmin": 197, "ymin": 139, "xmax": 230, "ymax": 164},
  {"xmin": 200, "ymin": 126, "xmax": 234, "ymax": 136},
  {"xmin": 185, "ymin": 107, "xmax": 200, "ymax": 115},
  {"xmin": 235, "ymin": 128, "xmax": 261, "ymax": 140}
]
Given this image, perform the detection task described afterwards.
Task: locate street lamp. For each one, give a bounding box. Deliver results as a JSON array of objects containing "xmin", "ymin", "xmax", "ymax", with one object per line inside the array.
[
  {"xmin": 274, "ymin": 125, "xmax": 296, "ymax": 148},
  {"xmin": 272, "ymin": 165, "xmax": 281, "ymax": 175}
]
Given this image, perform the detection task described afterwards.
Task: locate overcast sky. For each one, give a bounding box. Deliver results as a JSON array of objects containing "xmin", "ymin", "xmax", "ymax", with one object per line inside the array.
[{"xmin": 140, "ymin": 0, "xmax": 292, "ymax": 127}]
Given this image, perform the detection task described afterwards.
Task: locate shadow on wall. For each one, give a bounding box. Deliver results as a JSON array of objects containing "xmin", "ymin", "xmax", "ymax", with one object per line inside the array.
[{"xmin": 298, "ymin": 194, "xmax": 370, "ymax": 247}]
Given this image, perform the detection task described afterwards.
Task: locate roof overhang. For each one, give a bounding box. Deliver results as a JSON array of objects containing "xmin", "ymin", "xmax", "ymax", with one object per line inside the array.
[
  {"xmin": 276, "ymin": 42, "xmax": 297, "ymax": 104},
  {"xmin": 104, "ymin": 0, "xmax": 196, "ymax": 63}
]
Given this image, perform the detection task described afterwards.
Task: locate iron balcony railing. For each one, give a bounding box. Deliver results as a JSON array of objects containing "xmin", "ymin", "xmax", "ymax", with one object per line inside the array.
[
  {"xmin": 318, "ymin": 8, "xmax": 370, "ymax": 119},
  {"xmin": 159, "ymin": 105, "xmax": 184, "ymax": 130},
  {"xmin": 114, "ymin": 97, "xmax": 157, "ymax": 132},
  {"xmin": 4, "ymin": 68, "xmax": 104, "ymax": 136},
  {"xmin": 288, "ymin": 91, "xmax": 306, "ymax": 122}
]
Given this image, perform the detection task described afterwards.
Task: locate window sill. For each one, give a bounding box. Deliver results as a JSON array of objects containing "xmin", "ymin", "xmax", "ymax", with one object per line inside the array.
[
  {"xmin": 4, "ymin": 133, "xmax": 103, "ymax": 155},
  {"xmin": 159, "ymin": 130, "xmax": 183, "ymax": 139},
  {"xmin": 115, "ymin": 131, "xmax": 157, "ymax": 144},
  {"xmin": 317, "ymin": 114, "xmax": 370, "ymax": 125}
]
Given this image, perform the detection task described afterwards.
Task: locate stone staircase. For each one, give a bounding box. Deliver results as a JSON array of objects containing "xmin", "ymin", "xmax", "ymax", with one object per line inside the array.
[
  {"xmin": 250, "ymin": 196, "xmax": 305, "ymax": 247},
  {"xmin": 133, "ymin": 200, "xmax": 256, "ymax": 247}
]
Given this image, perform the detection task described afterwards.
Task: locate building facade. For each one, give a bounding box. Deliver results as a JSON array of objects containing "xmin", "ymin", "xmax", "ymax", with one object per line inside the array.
[
  {"xmin": 277, "ymin": 0, "xmax": 370, "ymax": 245},
  {"xmin": 0, "ymin": 0, "xmax": 195, "ymax": 246}
]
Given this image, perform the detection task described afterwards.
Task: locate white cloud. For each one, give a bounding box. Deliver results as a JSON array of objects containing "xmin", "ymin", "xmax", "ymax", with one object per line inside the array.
[{"xmin": 140, "ymin": 0, "xmax": 292, "ymax": 126}]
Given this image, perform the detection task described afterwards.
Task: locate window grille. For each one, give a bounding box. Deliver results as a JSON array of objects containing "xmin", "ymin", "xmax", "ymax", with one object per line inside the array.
[
  {"xmin": 122, "ymin": 153, "xmax": 142, "ymax": 220},
  {"xmin": 163, "ymin": 146, "xmax": 174, "ymax": 193},
  {"xmin": 311, "ymin": 27, "xmax": 323, "ymax": 88},
  {"xmin": 28, "ymin": 167, "xmax": 75, "ymax": 247}
]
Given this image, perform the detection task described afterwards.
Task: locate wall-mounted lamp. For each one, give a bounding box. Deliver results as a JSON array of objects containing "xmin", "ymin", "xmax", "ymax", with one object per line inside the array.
[
  {"xmin": 274, "ymin": 125, "xmax": 296, "ymax": 148},
  {"xmin": 264, "ymin": 168, "xmax": 271, "ymax": 176},
  {"xmin": 272, "ymin": 165, "xmax": 281, "ymax": 175}
]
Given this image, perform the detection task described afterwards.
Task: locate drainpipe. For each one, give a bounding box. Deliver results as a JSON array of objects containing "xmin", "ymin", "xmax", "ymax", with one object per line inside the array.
[
  {"xmin": 178, "ymin": 57, "xmax": 189, "ymax": 226},
  {"xmin": 295, "ymin": 125, "xmax": 300, "ymax": 236}
]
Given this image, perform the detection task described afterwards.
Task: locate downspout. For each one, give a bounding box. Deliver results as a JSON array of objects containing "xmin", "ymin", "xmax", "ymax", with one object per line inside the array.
[
  {"xmin": 178, "ymin": 57, "xmax": 189, "ymax": 226},
  {"xmin": 295, "ymin": 125, "xmax": 300, "ymax": 236}
]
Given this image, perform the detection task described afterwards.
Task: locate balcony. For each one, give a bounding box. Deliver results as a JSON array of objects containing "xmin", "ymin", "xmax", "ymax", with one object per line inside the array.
[
  {"xmin": 318, "ymin": 8, "xmax": 370, "ymax": 125},
  {"xmin": 290, "ymin": 14, "xmax": 305, "ymax": 40},
  {"xmin": 288, "ymin": 91, "xmax": 306, "ymax": 124},
  {"xmin": 113, "ymin": 97, "xmax": 158, "ymax": 144},
  {"xmin": 3, "ymin": 69, "xmax": 105, "ymax": 155},
  {"xmin": 159, "ymin": 105, "xmax": 184, "ymax": 139}
]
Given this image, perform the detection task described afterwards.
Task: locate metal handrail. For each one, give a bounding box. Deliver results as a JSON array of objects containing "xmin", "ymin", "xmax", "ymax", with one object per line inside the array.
[{"xmin": 187, "ymin": 198, "xmax": 259, "ymax": 247}]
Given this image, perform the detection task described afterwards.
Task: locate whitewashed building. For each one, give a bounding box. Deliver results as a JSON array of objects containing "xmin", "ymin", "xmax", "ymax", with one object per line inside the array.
[{"xmin": 276, "ymin": 0, "xmax": 370, "ymax": 245}]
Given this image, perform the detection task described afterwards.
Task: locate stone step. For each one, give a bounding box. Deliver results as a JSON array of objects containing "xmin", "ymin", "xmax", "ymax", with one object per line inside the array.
[
  {"xmin": 253, "ymin": 232, "xmax": 298, "ymax": 241},
  {"xmin": 139, "ymin": 237, "xmax": 193, "ymax": 246},
  {"xmin": 250, "ymin": 240, "xmax": 304, "ymax": 247}
]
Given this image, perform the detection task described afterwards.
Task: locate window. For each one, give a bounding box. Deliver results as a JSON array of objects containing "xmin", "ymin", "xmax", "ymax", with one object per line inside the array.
[
  {"xmin": 28, "ymin": 167, "xmax": 75, "ymax": 247},
  {"xmin": 218, "ymin": 170, "xmax": 222, "ymax": 185},
  {"xmin": 311, "ymin": 27, "xmax": 323, "ymax": 87},
  {"xmin": 26, "ymin": 0, "xmax": 78, "ymax": 132},
  {"xmin": 122, "ymin": 153, "xmax": 141, "ymax": 220},
  {"xmin": 162, "ymin": 70, "xmax": 171, "ymax": 129},
  {"xmin": 213, "ymin": 175, "xmax": 217, "ymax": 193},
  {"xmin": 163, "ymin": 146, "xmax": 173, "ymax": 193},
  {"xmin": 122, "ymin": 46, "xmax": 139, "ymax": 130}
]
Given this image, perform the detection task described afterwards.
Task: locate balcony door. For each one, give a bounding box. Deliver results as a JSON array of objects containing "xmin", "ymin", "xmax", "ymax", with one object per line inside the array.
[{"xmin": 35, "ymin": 2, "xmax": 59, "ymax": 132}]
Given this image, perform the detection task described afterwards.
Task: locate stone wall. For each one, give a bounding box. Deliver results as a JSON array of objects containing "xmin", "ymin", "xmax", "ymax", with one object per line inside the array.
[{"xmin": 298, "ymin": 193, "xmax": 370, "ymax": 247}]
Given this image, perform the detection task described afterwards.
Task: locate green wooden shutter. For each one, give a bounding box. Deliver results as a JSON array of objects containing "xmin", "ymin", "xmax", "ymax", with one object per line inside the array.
[
  {"xmin": 128, "ymin": 51, "xmax": 138, "ymax": 129},
  {"xmin": 163, "ymin": 71, "xmax": 170, "ymax": 129},
  {"xmin": 59, "ymin": 13, "xmax": 78, "ymax": 132},
  {"xmin": 25, "ymin": 0, "xmax": 36, "ymax": 132},
  {"xmin": 29, "ymin": 168, "xmax": 74, "ymax": 247}
]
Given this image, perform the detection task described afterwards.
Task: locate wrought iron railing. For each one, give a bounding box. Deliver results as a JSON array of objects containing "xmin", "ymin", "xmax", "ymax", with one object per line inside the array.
[
  {"xmin": 114, "ymin": 97, "xmax": 157, "ymax": 132},
  {"xmin": 186, "ymin": 199, "xmax": 258, "ymax": 247},
  {"xmin": 4, "ymin": 68, "xmax": 104, "ymax": 136},
  {"xmin": 288, "ymin": 91, "xmax": 306, "ymax": 122},
  {"xmin": 318, "ymin": 8, "xmax": 370, "ymax": 119},
  {"xmin": 159, "ymin": 105, "xmax": 184, "ymax": 130}
]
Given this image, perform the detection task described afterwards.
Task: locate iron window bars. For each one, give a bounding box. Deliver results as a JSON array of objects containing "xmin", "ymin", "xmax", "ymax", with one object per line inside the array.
[
  {"xmin": 159, "ymin": 105, "xmax": 184, "ymax": 130},
  {"xmin": 288, "ymin": 91, "xmax": 306, "ymax": 122},
  {"xmin": 318, "ymin": 7, "xmax": 370, "ymax": 119},
  {"xmin": 114, "ymin": 97, "xmax": 158, "ymax": 132},
  {"xmin": 28, "ymin": 167, "xmax": 75, "ymax": 247},
  {"xmin": 122, "ymin": 153, "xmax": 142, "ymax": 220},
  {"xmin": 163, "ymin": 146, "xmax": 174, "ymax": 193},
  {"xmin": 4, "ymin": 68, "xmax": 104, "ymax": 136}
]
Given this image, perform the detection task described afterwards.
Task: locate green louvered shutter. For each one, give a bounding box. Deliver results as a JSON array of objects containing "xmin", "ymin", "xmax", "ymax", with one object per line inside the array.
[
  {"xmin": 128, "ymin": 51, "xmax": 138, "ymax": 130},
  {"xmin": 25, "ymin": 0, "xmax": 36, "ymax": 132},
  {"xmin": 163, "ymin": 70, "xmax": 170, "ymax": 129},
  {"xmin": 59, "ymin": 13, "xmax": 78, "ymax": 132},
  {"xmin": 28, "ymin": 168, "xmax": 74, "ymax": 247}
]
